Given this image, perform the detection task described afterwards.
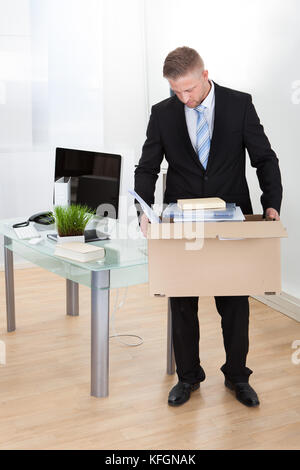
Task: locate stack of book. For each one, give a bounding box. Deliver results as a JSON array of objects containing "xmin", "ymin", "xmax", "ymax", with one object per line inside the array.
[
  {"xmin": 54, "ymin": 242, "xmax": 105, "ymax": 263},
  {"xmin": 163, "ymin": 197, "xmax": 245, "ymax": 222}
]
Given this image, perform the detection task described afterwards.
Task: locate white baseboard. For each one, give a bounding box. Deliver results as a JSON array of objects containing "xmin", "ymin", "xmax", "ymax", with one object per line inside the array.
[{"xmin": 253, "ymin": 292, "xmax": 300, "ymax": 322}]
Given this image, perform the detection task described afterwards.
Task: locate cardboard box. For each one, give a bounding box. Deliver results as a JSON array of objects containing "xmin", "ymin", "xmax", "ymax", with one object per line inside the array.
[{"xmin": 147, "ymin": 215, "xmax": 288, "ymax": 297}]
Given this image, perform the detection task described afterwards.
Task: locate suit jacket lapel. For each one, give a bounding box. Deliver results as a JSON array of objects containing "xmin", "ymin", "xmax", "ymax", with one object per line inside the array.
[
  {"xmin": 205, "ymin": 81, "xmax": 228, "ymax": 174},
  {"xmin": 173, "ymin": 97, "xmax": 205, "ymax": 172}
]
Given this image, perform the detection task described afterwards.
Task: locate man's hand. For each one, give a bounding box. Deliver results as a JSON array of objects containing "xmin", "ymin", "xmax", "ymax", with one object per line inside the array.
[
  {"xmin": 265, "ymin": 207, "xmax": 280, "ymax": 221},
  {"xmin": 140, "ymin": 213, "xmax": 149, "ymax": 237}
]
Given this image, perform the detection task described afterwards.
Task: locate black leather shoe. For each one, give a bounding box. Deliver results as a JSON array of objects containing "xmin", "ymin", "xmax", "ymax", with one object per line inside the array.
[
  {"xmin": 168, "ymin": 381, "xmax": 200, "ymax": 406},
  {"xmin": 225, "ymin": 379, "xmax": 260, "ymax": 407}
]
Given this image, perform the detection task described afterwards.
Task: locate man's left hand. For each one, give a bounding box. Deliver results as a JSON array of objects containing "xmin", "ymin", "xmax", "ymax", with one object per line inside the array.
[{"xmin": 265, "ymin": 207, "xmax": 280, "ymax": 220}]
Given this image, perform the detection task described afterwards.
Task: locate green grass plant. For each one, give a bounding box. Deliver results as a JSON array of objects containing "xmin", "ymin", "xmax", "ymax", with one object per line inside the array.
[{"xmin": 54, "ymin": 204, "xmax": 95, "ymax": 237}]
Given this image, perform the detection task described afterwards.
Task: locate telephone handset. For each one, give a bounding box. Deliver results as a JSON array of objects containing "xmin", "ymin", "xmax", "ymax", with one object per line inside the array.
[
  {"xmin": 13, "ymin": 212, "xmax": 55, "ymax": 229},
  {"xmin": 28, "ymin": 212, "xmax": 55, "ymax": 225}
]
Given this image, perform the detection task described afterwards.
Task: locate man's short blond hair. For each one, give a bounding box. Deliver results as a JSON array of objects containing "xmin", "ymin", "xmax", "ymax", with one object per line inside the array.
[{"xmin": 163, "ymin": 46, "xmax": 205, "ymax": 80}]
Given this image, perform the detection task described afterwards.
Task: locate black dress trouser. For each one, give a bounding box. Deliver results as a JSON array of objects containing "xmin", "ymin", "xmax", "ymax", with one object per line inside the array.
[{"xmin": 170, "ymin": 296, "xmax": 253, "ymax": 384}]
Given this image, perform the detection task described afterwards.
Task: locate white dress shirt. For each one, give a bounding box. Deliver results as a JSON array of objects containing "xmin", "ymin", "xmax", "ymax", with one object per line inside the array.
[{"xmin": 185, "ymin": 80, "xmax": 215, "ymax": 152}]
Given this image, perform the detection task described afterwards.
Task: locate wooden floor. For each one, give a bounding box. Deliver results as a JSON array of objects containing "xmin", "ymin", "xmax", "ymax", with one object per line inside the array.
[{"xmin": 0, "ymin": 267, "xmax": 299, "ymax": 450}]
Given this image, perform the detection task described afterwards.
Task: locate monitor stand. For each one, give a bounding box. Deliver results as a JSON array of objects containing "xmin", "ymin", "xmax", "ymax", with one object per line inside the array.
[{"xmin": 84, "ymin": 229, "xmax": 110, "ymax": 242}]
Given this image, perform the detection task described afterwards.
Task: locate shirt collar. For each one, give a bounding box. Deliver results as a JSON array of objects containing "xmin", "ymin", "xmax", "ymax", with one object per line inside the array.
[{"xmin": 201, "ymin": 79, "xmax": 214, "ymax": 109}]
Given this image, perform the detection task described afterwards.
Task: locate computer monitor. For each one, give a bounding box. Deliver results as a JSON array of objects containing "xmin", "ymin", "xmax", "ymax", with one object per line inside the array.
[{"xmin": 54, "ymin": 147, "xmax": 121, "ymax": 219}]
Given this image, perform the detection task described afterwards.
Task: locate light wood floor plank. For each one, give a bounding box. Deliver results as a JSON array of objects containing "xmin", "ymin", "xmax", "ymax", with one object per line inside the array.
[{"xmin": 0, "ymin": 268, "xmax": 299, "ymax": 450}]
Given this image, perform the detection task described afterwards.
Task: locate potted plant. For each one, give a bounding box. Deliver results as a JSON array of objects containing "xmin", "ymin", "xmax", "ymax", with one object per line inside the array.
[{"xmin": 54, "ymin": 204, "xmax": 95, "ymax": 244}]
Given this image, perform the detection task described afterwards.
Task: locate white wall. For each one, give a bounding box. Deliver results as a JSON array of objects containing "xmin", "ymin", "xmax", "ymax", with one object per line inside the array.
[
  {"xmin": 144, "ymin": 0, "xmax": 300, "ymax": 299},
  {"xmin": 0, "ymin": 0, "xmax": 148, "ymax": 217},
  {"xmin": 0, "ymin": 0, "xmax": 105, "ymax": 223},
  {"xmin": 0, "ymin": 0, "xmax": 148, "ymax": 265},
  {"xmin": 0, "ymin": 0, "xmax": 40, "ymax": 230},
  {"xmin": 0, "ymin": 0, "xmax": 32, "ymax": 148},
  {"xmin": 0, "ymin": 0, "xmax": 299, "ymax": 300},
  {"xmin": 47, "ymin": 0, "xmax": 104, "ymax": 149},
  {"xmin": 100, "ymin": 0, "xmax": 149, "ymax": 225},
  {"xmin": 101, "ymin": 0, "xmax": 148, "ymax": 157}
]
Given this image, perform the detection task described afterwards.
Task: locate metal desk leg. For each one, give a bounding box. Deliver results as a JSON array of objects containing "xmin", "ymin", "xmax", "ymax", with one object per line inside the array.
[
  {"xmin": 4, "ymin": 236, "xmax": 16, "ymax": 332},
  {"xmin": 167, "ymin": 298, "xmax": 175, "ymax": 375},
  {"xmin": 91, "ymin": 270, "xmax": 110, "ymax": 397},
  {"xmin": 66, "ymin": 280, "xmax": 79, "ymax": 316}
]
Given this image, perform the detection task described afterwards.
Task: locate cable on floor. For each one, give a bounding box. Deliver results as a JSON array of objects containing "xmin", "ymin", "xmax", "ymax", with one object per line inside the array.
[{"xmin": 109, "ymin": 287, "xmax": 144, "ymax": 347}]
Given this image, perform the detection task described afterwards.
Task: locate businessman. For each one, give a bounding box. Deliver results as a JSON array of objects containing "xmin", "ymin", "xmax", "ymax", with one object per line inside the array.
[{"xmin": 134, "ymin": 47, "xmax": 282, "ymax": 407}]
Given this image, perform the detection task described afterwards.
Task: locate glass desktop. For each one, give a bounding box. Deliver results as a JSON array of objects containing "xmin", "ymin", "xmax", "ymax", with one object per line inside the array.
[{"xmin": 0, "ymin": 217, "xmax": 148, "ymax": 290}]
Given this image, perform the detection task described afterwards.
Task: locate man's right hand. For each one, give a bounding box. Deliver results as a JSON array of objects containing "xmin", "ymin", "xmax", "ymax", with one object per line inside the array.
[{"xmin": 140, "ymin": 213, "xmax": 149, "ymax": 238}]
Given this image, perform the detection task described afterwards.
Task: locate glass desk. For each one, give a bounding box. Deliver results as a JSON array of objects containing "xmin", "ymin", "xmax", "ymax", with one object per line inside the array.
[{"xmin": 0, "ymin": 218, "xmax": 176, "ymax": 397}]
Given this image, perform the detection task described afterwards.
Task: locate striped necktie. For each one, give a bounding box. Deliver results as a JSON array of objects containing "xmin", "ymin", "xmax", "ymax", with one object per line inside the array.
[{"xmin": 195, "ymin": 104, "xmax": 210, "ymax": 169}]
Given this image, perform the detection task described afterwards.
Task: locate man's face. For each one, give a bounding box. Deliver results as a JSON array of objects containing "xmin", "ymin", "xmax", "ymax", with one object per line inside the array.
[{"xmin": 168, "ymin": 69, "xmax": 210, "ymax": 108}]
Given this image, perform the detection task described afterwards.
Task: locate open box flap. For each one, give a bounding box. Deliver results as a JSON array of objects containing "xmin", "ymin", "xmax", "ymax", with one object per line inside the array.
[{"xmin": 148, "ymin": 216, "xmax": 288, "ymax": 240}]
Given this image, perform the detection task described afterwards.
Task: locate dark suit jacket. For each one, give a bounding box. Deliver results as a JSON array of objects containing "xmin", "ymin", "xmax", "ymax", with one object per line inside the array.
[{"xmin": 134, "ymin": 81, "xmax": 282, "ymax": 216}]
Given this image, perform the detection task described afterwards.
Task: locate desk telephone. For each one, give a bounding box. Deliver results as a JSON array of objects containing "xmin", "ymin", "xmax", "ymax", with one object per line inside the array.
[{"xmin": 13, "ymin": 212, "xmax": 55, "ymax": 229}]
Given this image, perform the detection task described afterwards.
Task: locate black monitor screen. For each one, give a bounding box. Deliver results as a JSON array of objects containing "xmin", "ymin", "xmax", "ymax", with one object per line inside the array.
[{"xmin": 55, "ymin": 148, "xmax": 121, "ymax": 218}]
